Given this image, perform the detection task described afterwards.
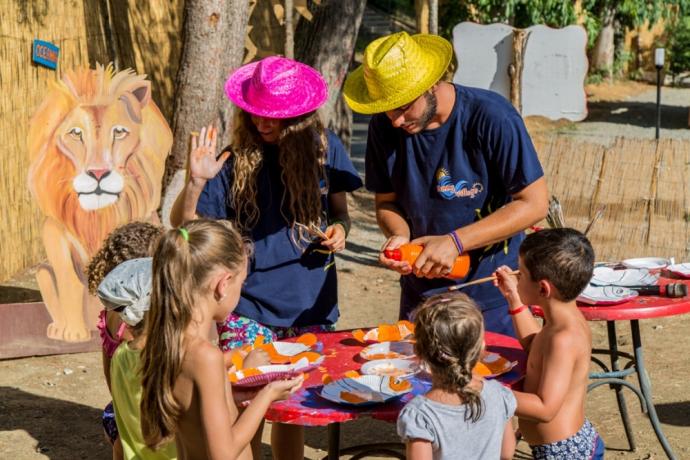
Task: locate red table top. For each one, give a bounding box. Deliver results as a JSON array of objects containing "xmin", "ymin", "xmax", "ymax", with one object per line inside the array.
[
  {"xmin": 264, "ymin": 330, "xmax": 526, "ymax": 426},
  {"xmin": 532, "ymin": 276, "xmax": 690, "ymax": 321}
]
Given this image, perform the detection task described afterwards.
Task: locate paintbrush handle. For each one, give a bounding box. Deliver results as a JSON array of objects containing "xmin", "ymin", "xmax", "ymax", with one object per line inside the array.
[{"xmin": 448, "ymin": 270, "xmax": 519, "ymax": 291}]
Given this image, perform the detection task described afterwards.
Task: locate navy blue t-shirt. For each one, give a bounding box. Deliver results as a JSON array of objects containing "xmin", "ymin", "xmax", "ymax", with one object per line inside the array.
[
  {"xmin": 197, "ymin": 130, "xmax": 362, "ymax": 327},
  {"xmin": 366, "ymin": 84, "xmax": 544, "ymax": 318}
]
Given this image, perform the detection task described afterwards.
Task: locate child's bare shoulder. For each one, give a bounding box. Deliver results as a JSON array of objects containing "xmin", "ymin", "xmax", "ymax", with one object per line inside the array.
[
  {"xmin": 181, "ymin": 338, "xmax": 224, "ymax": 377},
  {"xmin": 543, "ymin": 320, "xmax": 590, "ymax": 355}
]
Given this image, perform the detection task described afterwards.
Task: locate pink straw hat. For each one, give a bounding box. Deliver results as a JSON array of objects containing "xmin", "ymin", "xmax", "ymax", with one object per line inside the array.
[{"xmin": 224, "ymin": 56, "xmax": 328, "ymax": 119}]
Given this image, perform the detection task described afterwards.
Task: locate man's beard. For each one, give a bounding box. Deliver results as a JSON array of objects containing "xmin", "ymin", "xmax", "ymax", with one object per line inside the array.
[{"xmin": 417, "ymin": 91, "xmax": 438, "ymax": 130}]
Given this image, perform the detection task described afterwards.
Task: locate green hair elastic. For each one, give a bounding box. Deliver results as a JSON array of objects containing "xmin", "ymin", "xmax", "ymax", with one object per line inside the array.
[{"xmin": 178, "ymin": 227, "xmax": 189, "ymax": 241}]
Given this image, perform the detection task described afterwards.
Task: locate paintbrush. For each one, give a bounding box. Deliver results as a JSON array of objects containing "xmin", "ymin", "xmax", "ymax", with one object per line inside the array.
[{"xmin": 448, "ymin": 270, "xmax": 520, "ymax": 291}]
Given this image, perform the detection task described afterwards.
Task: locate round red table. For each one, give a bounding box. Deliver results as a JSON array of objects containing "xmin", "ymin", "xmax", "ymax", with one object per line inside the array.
[
  {"xmin": 264, "ymin": 330, "xmax": 526, "ymax": 460},
  {"xmin": 531, "ymin": 276, "xmax": 690, "ymax": 460}
]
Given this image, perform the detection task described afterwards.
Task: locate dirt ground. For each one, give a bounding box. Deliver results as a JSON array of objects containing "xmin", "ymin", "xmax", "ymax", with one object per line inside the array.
[{"xmin": 2, "ymin": 81, "xmax": 690, "ymax": 459}]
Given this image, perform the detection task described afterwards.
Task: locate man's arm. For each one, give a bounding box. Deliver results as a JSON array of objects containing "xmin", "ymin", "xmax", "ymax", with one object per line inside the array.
[
  {"xmin": 512, "ymin": 333, "xmax": 575, "ymax": 423},
  {"xmin": 413, "ymin": 177, "xmax": 548, "ymax": 278},
  {"xmin": 375, "ymin": 192, "xmax": 413, "ymax": 275}
]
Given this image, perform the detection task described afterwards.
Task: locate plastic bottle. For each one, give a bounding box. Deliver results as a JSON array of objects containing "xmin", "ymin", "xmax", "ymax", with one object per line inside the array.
[{"xmin": 383, "ymin": 244, "xmax": 470, "ymax": 279}]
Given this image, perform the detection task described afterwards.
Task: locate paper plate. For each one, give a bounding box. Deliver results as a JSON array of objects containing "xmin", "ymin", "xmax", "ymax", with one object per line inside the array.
[
  {"xmin": 360, "ymin": 358, "xmax": 419, "ymax": 378},
  {"xmin": 352, "ymin": 321, "xmax": 415, "ymax": 343},
  {"xmin": 476, "ymin": 352, "xmax": 518, "ymax": 378},
  {"xmin": 621, "ymin": 257, "xmax": 670, "ymax": 270},
  {"xmin": 666, "ymin": 263, "xmax": 690, "ymax": 278},
  {"xmin": 320, "ymin": 375, "xmax": 413, "ymax": 406},
  {"xmin": 578, "ymin": 285, "xmax": 638, "ymax": 305},
  {"xmin": 590, "ymin": 267, "xmax": 659, "ymax": 287},
  {"xmin": 360, "ymin": 341, "xmax": 415, "ymax": 360},
  {"xmin": 228, "ymin": 356, "xmax": 323, "ymax": 388}
]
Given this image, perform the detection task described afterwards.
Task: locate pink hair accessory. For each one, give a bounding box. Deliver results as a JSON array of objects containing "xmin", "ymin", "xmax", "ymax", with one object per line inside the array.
[{"xmin": 224, "ymin": 56, "xmax": 328, "ymax": 119}]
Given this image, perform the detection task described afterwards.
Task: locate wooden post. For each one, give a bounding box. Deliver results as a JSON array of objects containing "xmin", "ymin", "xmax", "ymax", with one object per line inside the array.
[
  {"xmin": 285, "ymin": 0, "xmax": 294, "ymax": 58},
  {"xmin": 508, "ymin": 29, "xmax": 529, "ymax": 114},
  {"xmin": 429, "ymin": 0, "xmax": 438, "ymax": 35},
  {"xmin": 415, "ymin": 0, "xmax": 429, "ymax": 34}
]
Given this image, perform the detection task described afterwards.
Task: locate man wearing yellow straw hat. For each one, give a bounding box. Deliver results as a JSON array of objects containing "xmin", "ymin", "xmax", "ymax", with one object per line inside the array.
[{"xmin": 344, "ymin": 32, "xmax": 548, "ymax": 335}]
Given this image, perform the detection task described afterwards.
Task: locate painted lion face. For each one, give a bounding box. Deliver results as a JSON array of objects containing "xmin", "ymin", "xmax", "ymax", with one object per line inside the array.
[
  {"xmin": 57, "ymin": 92, "xmax": 145, "ymax": 210},
  {"xmin": 28, "ymin": 65, "xmax": 172, "ymax": 255}
]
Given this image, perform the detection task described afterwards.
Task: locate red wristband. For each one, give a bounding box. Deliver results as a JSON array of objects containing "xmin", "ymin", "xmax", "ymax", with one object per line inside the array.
[{"xmin": 508, "ymin": 304, "xmax": 529, "ymax": 315}]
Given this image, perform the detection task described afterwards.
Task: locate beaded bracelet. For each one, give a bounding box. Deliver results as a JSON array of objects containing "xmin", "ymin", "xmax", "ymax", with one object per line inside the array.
[
  {"xmin": 448, "ymin": 230, "xmax": 464, "ymax": 254},
  {"xmin": 508, "ymin": 304, "xmax": 529, "ymax": 316}
]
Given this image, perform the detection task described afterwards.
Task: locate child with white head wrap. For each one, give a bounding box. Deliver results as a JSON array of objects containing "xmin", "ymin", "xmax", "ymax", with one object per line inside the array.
[{"xmin": 97, "ymin": 257, "xmax": 152, "ymax": 328}]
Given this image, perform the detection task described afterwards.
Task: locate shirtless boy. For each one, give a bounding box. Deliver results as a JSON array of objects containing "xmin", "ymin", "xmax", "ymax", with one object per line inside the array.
[{"xmin": 494, "ymin": 228, "xmax": 604, "ymax": 459}]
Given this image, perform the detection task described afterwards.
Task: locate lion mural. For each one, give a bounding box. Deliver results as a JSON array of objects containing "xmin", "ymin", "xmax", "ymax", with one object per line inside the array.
[{"xmin": 27, "ymin": 64, "xmax": 172, "ymax": 342}]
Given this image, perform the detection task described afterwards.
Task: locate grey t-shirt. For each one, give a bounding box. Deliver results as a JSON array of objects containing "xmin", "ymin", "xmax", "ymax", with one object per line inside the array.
[{"xmin": 397, "ymin": 379, "xmax": 516, "ymax": 460}]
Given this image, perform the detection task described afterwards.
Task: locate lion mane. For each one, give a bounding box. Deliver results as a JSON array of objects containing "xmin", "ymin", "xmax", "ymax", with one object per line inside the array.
[{"xmin": 27, "ymin": 64, "xmax": 171, "ymax": 256}]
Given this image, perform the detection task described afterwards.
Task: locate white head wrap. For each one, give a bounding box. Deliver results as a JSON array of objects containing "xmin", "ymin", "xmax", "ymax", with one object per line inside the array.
[{"xmin": 97, "ymin": 257, "xmax": 152, "ymax": 327}]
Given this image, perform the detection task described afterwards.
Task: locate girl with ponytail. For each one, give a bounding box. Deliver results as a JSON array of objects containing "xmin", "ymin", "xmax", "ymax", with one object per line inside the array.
[
  {"xmin": 139, "ymin": 219, "xmax": 303, "ymax": 459},
  {"xmin": 397, "ymin": 293, "xmax": 516, "ymax": 460}
]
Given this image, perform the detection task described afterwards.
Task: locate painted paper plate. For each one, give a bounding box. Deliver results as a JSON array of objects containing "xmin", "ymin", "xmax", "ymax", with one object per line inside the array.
[
  {"xmin": 578, "ymin": 285, "xmax": 639, "ymax": 305},
  {"xmin": 352, "ymin": 321, "xmax": 415, "ymax": 343},
  {"xmin": 360, "ymin": 358, "xmax": 419, "ymax": 379},
  {"xmin": 590, "ymin": 267, "xmax": 659, "ymax": 287},
  {"xmin": 228, "ymin": 356, "xmax": 323, "ymax": 388},
  {"xmin": 320, "ymin": 375, "xmax": 413, "ymax": 406},
  {"xmin": 476, "ymin": 352, "xmax": 518, "ymax": 378},
  {"xmin": 621, "ymin": 257, "xmax": 670, "ymax": 270},
  {"xmin": 360, "ymin": 341, "xmax": 415, "ymax": 361},
  {"xmin": 666, "ymin": 263, "xmax": 690, "ymax": 278}
]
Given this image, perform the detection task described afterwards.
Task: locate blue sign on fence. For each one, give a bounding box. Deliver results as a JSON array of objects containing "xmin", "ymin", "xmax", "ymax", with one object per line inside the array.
[{"xmin": 32, "ymin": 40, "xmax": 59, "ymax": 70}]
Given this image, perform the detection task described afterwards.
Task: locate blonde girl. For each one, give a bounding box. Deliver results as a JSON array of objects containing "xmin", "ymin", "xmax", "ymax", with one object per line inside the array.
[
  {"xmin": 397, "ymin": 293, "xmax": 516, "ymax": 460},
  {"xmin": 139, "ymin": 219, "xmax": 303, "ymax": 459}
]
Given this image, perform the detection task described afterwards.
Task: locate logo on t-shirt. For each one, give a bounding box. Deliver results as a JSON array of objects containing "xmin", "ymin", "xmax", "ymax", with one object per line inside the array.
[{"xmin": 435, "ymin": 168, "xmax": 483, "ymax": 200}]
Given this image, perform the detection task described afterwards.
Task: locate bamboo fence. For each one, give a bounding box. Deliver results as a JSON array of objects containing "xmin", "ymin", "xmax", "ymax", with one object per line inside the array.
[
  {"xmin": 0, "ymin": 0, "xmax": 182, "ymax": 282},
  {"xmin": 535, "ymin": 136, "xmax": 690, "ymax": 262}
]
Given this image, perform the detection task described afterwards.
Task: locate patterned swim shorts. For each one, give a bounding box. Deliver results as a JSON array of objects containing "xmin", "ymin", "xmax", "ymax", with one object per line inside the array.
[
  {"xmin": 531, "ymin": 419, "xmax": 604, "ymax": 460},
  {"xmin": 216, "ymin": 313, "xmax": 335, "ymax": 351},
  {"xmin": 102, "ymin": 401, "xmax": 119, "ymax": 444}
]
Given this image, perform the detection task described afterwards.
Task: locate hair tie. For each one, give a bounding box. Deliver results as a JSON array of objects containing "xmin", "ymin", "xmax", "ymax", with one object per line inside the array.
[{"xmin": 179, "ymin": 227, "xmax": 189, "ymax": 241}]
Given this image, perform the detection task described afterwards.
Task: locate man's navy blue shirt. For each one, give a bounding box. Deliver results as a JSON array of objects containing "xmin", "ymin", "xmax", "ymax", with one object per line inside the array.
[
  {"xmin": 366, "ymin": 84, "xmax": 544, "ymax": 318},
  {"xmin": 197, "ymin": 130, "xmax": 362, "ymax": 327}
]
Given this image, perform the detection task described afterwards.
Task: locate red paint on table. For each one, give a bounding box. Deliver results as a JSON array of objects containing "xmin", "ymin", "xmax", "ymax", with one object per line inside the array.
[{"xmin": 264, "ymin": 330, "xmax": 526, "ymax": 426}]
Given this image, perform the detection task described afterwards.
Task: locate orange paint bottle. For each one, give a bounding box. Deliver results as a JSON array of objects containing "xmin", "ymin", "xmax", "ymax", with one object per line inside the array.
[{"xmin": 384, "ymin": 244, "xmax": 470, "ymax": 279}]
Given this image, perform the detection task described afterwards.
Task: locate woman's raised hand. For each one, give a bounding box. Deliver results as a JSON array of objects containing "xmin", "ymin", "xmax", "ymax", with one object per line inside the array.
[{"xmin": 188, "ymin": 124, "xmax": 230, "ymax": 184}]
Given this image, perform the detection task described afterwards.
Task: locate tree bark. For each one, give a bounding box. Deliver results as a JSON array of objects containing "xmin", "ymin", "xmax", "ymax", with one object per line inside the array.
[
  {"xmin": 591, "ymin": 6, "xmax": 616, "ymax": 75},
  {"xmin": 295, "ymin": 0, "xmax": 366, "ymax": 150},
  {"xmin": 508, "ymin": 29, "xmax": 529, "ymax": 114},
  {"xmin": 160, "ymin": 0, "xmax": 249, "ymax": 214}
]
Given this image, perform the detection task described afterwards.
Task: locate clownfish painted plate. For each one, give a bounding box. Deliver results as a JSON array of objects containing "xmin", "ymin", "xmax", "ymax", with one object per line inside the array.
[
  {"xmin": 352, "ymin": 321, "xmax": 415, "ymax": 343},
  {"xmin": 577, "ymin": 285, "xmax": 638, "ymax": 305},
  {"xmin": 319, "ymin": 375, "xmax": 413, "ymax": 406},
  {"xmin": 590, "ymin": 267, "xmax": 659, "ymax": 287},
  {"xmin": 360, "ymin": 341, "xmax": 415, "ymax": 361},
  {"xmin": 475, "ymin": 352, "xmax": 518, "ymax": 378},
  {"xmin": 228, "ymin": 356, "xmax": 323, "ymax": 388}
]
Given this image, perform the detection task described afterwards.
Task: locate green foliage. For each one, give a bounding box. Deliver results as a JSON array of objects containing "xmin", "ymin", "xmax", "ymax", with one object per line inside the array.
[{"xmin": 668, "ymin": 15, "xmax": 690, "ymax": 77}]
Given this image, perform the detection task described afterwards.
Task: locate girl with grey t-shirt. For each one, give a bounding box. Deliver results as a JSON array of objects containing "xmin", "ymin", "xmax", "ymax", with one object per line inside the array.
[{"xmin": 397, "ymin": 294, "xmax": 516, "ymax": 460}]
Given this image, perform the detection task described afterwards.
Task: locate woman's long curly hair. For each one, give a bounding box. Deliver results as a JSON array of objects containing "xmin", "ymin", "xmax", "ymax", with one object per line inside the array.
[
  {"xmin": 86, "ymin": 221, "xmax": 164, "ymax": 295},
  {"xmin": 139, "ymin": 219, "xmax": 246, "ymax": 448},
  {"xmin": 413, "ymin": 293, "xmax": 485, "ymax": 422},
  {"xmin": 230, "ymin": 109, "xmax": 328, "ymax": 245}
]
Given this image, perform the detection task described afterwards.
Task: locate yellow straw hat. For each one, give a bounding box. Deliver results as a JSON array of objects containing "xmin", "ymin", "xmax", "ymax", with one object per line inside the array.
[{"xmin": 343, "ymin": 32, "xmax": 453, "ymax": 115}]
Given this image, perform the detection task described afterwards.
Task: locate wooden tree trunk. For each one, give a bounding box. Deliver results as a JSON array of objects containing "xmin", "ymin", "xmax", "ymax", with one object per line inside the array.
[
  {"xmin": 415, "ymin": 0, "xmax": 429, "ymax": 33},
  {"xmin": 160, "ymin": 0, "xmax": 249, "ymax": 214},
  {"xmin": 591, "ymin": 7, "xmax": 616, "ymax": 75},
  {"xmin": 295, "ymin": 0, "xmax": 366, "ymax": 150},
  {"xmin": 508, "ymin": 29, "xmax": 529, "ymax": 114}
]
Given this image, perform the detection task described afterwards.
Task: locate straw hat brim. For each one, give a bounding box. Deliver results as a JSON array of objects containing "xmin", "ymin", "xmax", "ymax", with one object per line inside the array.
[
  {"xmin": 343, "ymin": 35, "xmax": 453, "ymax": 115},
  {"xmin": 224, "ymin": 61, "xmax": 328, "ymax": 119}
]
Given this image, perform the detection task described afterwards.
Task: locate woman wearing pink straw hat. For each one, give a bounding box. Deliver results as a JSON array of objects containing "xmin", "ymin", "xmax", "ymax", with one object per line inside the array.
[{"xmin": 171, "ymin": 56, "xmax": 362, "ymax": 459}]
